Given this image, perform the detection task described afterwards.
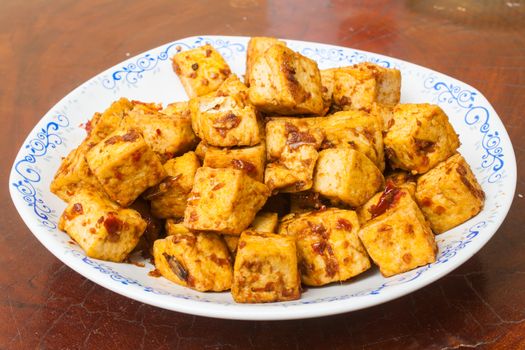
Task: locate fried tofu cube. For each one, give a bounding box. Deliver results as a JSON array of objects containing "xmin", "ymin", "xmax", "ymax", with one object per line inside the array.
[
  {"xmin": 190, "ymin": 75, "xmax": 261, "ymax": 147},
  {"xmin": 265, "ymin": 146, "xmax": 320, "ymax": 193},
  {"xmin": 58, "ymin": 189, "xmax": 146, "ymax": 262},
  {"xmin": 153, "ymin": 231, "xmax": 232, "ymax": 292},
  {"xmin": 203, "ymin": 142, "xmax": 266, "ymax": 182},
  {"xmin": 86, "ymin": 128, "xmax": 166, "ymax": 207},
  {"xmin": 384, "ymin": 104, "xmax": 460, "ymax": 174},
  {"xmin": 50, "ymin": 140, "xmax": 103, "ymax": 202},
  {"xmin": 162, "ymin": 101, "xmax": 191, "ymax": 118},
  {"xmin": 358, "ymin": 199, "xmax": 437, "ymax": 277},
  {"xmin": 315, "ymin": 110, "xmax": 385, "ymax": 171},
  {"xmin": 122, "ymin": 104, "xmax": 197, "ymax": 162},
  {"xmin": 313, "ymin": 147, "xmax": 384, "ymax": 207},
  {"xmin": 250, "ymin": 212, "xmax": 278, "ymax": 232},
  {"xmin": 370, "ymin": 102, "xmax": 394, "ymax": 132},
  {"xmin": 356, "ymin": 185, "xmax": 415, "ymax": 225},
  {"xmin": 145, "ymin": 152, "xmax": 200, "ymax": 218},
  {"xmin": 172, "ymin": 44, "xmax": 231, "ymax": 98},
  {"xmin": 279, "ymin": 208, "xmax": 370, "ymax": 286},
  {"xmin": 265, "ymin": 118, "xmax": 324, "ymax": 192},
  {"xmin": 232, "ymin": 231, "xmax": 300, "ymax": 303},
  {"xmin": 165, "ymin": 218, "xmax": 189, "ymax": 236},
  {"xmin": 86, "ymin": 98, "xmax": 134, "ymax": 144},
  {"xmin": 245, "ymin": 37, "xmax": 287, "ymax": 86},
  {"xmin": 320, "ymin": 68, "xmax": 337, "ymax": 114},
  {"xmin": 385, "ymin": 171, "xmax": 417, "ymax": 197},
  {"xmin": 248, "ymin": 45, "xmax": 324, "ymax": 115},
  {"xmin": 416, "ymin": 154, "xmax": 485, "ymax": 234},
  {"xmin": 333, "ymin": 62, "xmax": 401, "ymax": 111},
  {"xmin": 184, "ymin": 167, "xmax": 269, "ymax": 235}
]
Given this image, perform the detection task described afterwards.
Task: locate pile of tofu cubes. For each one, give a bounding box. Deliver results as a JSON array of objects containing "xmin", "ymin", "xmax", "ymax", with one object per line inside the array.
[{"xmin": 51, "ymin": 37, "xmax": 485, "ymax": 303}]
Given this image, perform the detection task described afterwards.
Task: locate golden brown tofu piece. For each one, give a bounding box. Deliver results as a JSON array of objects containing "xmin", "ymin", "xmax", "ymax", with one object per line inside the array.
[
  {"xmin": 190, "ymin": 75, "xmax": 261, "ymax": 147},
  {"xmin": 184, "ymin": 167, "xmax": 269, "ymax": 235},
  {"xmin": 314, "ymin": 110, "xmax": 385, "ymax": 171},
  {"xmin": 145, "ymin": 152, "xmax": 200, "ymax": 218},
  {"xmin": 58, "ymin": 189, "xmax": 146, "ymax": 262},
  {"xmin": 203, "ymin": 142, "xmax": 266, "ymax": 182},
  {"xmin": 153, "ymin": 232, "xmax": 232, "ymax": 292},
  {"xmin": 313, "ymin": 147, "xmax": 384, "ymax": 207},
  {"xmin": 250, "ymin": 212, "xmax": 279, "ymax": 232},
  {"xmin": 385, "ymin": 171, "xmax": 417, "ymax": 197},
  {"xmin": 279, "ymin": 208, "xmax": 370, "ymax": 286},
  {"xmin": 194, "ymin": 141, "xmax": 210, "ymax": 160},
  {"xmin": 122, "ymin": 103, "xmax": 197, "ymax": 162},
  {"xmin": 50, "ymin": 140, "xmax": 103, "ymax": 202},
  {"xmin": 248, "ymin": 45, "xmax": 324, "ymax": 115},
  {"xmin": 172, "ymin": 44, "xmax": 231, "ymax": 98},
  {"xmin": 245, "ymin": 37, "xmax": 287, "ymax": 86},
  {"xmin": 358, "ymin": 199, "xmax": 437, "ymax": 277},
  {"xmin": 232, "ymin": 230, "xmax": 301, "ymax": 303},
  {"xmin": 384, "ymin": 103, "xmax": 460, "ymax": 174},
  {"xmin": 86, "ymin": 98, "xmax": 134, "ymax": 144},
  {"xmin": 165, "ymin": 218, "xmax": 189, "ymax": 236},
  {"xmin": 356, "ymin": 184, "xmax": 416, "ymax": 225},
  {"xmin": 264, "ymin": 118, "xmax": 324, "ymax": 192},
  {"xmin": 370, "ymin": 102, "xmax": 394, "ymax": 132},
  {"xmin": 320, "ymin": 68, "xmax": 337, "ymax": 114},
  {"xmin": 333, "ymin": 62, "xmax": 401, "ymax": 111},
  {"xmin": 162, "ymin": 101, "xmax": 191, "ymax": 118},
  {"xmin": 416, "ymin": 154, "xmax": 485, "ymax": 234},
  {"xmin": 85, "ymin": 128, "xmax": 166, "ymax": 207}
]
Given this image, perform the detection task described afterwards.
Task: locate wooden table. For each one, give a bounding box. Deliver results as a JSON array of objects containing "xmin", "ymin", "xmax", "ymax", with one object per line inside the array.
[{"xmin": 2, "ymin": 0, "xmax": 524, "ymax": 348}]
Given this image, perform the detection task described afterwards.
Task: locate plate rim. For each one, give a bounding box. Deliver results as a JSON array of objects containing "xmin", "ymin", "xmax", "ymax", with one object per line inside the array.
[{"xmin": 9, "ymin": 35, "xmax": 517, "ymax": 320}]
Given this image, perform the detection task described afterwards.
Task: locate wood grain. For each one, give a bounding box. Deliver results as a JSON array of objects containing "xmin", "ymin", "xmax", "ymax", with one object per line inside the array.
[{"xmin": 1, "ymin": 0, "xmax": 524, "ymax": 348}]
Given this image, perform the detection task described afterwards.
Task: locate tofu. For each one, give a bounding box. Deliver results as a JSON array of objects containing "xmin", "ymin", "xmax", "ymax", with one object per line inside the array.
[
  {"xmin": 172, "ymin": 44, "xmax": 231, "ymax": 98},
  {"xmin": 86, "ymin": 98, "xmax": 134, "ymax": 144},
  {"xmin": 333, "ymin": 62, "xmax": 401, "ymax": 111},
  {"xmin": 315, "ymin": 110, "xmax": 385, "ymax": 171},
  {"xmin": 320, "ymin": 68, "xmax": 337, "ymax": 114},
  {"xmin": 162, "ymin": 101, "xmax": 191, "ymax": 118},
  {"xmin": 250, "ymin": 212, "xmax": 279, "ymax": 232},
  {"xmin": 415, "ymin": 154, "xmax": 485, "ymax": 234},
  {"xmin": 313, "ymin": 147, "xmax": 384, "ymax": 207},
  {"xmin": 146, "ymin": 152, "xmax": 200, "ymax": 218},
  {"xmin": 248, "ymin": 45, "xmax": 324, "ymax": 115},
  {"xmin": 279, "ymin": 208, "xmax": 370, "ymax": 286},
  {"xmin": 370, "ymin": 102, "xmax": 394, "ymax": 132},
  {"xmin": 232, "ymin": 230, "xmax": 301, "ymax": 303},
  {"xmin": 358, "ymin": 198, "xmax": 437, "ymax": 277},
  {"xmin": 264, "ymin": 118, "xmax": 324, "ymax": 192},
  {"xmin": 264, "ymin": 145, "xmax": 320, "ymax": 192},
  {"xmin": 385, "ymin": 171, "xmax": 417, "ymax": 197},
  {"xmin": 203, "ymin": 142, "xmax": 266, "ymax": 182},
  {"xmin": 245, "ymin": 37, "xmax": 287, "ymax": 86},
  {"xmin": 165, "ymin": 218, "xmax": 189, "ymax": 236},
  {"xmin": 384, "ymin": 103, "xmax": 460, "ymax": 174},
  {"xmin": 58, "ymin": 189, "xmax": 146, "ymax": 262},
  {"xmin": 50, "ymin": 140, "xmax": 103, "ymax": 202},
  {"xmin": 153, "ymin": 231, "xmax": 232, "ymax": 292},
  {"xmin": 184, "ymin": 167, "xmax": 270, "ymax": 235},
  {"xmin": 123, "ymin": 103, "xmax": 197, "ymax": 162},
  {"xmin": 357, "ymin": 185, "xmax": 415, "ymax": 225},
  {"xmin": 194, "ymin": 141, "xmax": 210, "ymax": 160},
  {"xmin": 190, "ymin": 75, "xmax": 261, "ymax": 147},
  {"xmin": 85, "ymin": 128, "xmax": 166, "ymax": 207}
]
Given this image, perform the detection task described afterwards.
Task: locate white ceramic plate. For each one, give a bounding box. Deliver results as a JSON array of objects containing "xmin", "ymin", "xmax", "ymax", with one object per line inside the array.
[{"xmin": 9, "ymin": 35, "xmax": 516, "ymax": 320}]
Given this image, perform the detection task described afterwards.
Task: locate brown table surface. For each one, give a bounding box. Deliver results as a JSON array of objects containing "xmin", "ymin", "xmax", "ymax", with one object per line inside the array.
[{"xmin": 2, "ymin": 0, "xmax": 524, "ymax": 349}]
